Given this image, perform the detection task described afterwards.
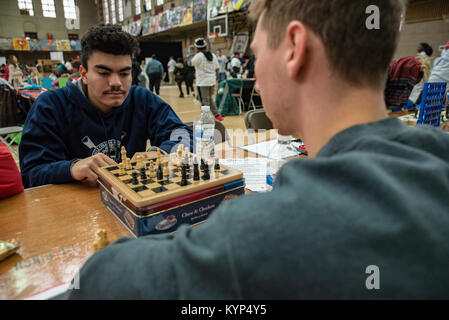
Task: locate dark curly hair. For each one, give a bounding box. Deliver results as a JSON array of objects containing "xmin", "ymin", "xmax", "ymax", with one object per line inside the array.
[{"xmin": 81, "ymin": 24, "xmax": 140, "ymax": 69}]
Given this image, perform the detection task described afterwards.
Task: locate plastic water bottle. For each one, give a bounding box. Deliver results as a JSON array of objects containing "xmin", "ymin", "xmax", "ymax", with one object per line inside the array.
[
  {"xmin": 194, "ymin": 106, "xmax": 215, "ymax": 161},
  {"xmin": 266, "ymin": 134, "xmax": 294, "ymax": 191}
]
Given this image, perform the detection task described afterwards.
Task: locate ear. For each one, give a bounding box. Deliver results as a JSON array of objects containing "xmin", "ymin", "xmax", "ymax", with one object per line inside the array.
[
  {"xmin": 284, "ymin": 21, "xmax": 307, "ymax": 80},
  {"xmin": 79, "ymin": 65, "xmax": 88, "ymax": 85}
]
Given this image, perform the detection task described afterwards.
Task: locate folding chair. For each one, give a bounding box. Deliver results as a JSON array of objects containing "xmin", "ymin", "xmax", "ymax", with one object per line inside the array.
[
  {"xmin": 249, "ymin": 84, "xmax": 263, "ymax": 110},
  {"xmin": 416, "ymin": 82, "xmax": 447, "ymax": 127},
  {"xmin": 244, "ymin": 109, "xmax": 273, "ymax": 131},
  {"xmin": 0, "ymin": 126, "xmax": 22, "ymax": 158},
  {"xmin": 231, "ymin": 86, "xmax": 244, "ymax": 114}
]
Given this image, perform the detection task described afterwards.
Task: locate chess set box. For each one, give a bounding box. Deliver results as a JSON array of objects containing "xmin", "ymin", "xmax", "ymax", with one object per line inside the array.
[{"xmin": 97, "ymin": 147, "xmax": 245, "ymax": 237}]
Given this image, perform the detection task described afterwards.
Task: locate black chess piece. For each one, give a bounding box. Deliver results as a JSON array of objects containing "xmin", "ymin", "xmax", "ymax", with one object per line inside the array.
[
  {"xmin": 140, "ymin": 167, "xmax": 147, "ymax": 180},
  {"xmin": 193, "ymin": 163, "xmax": 200, "ymax": 181},
  {"xmin": 202, "ymin": 163, "xmax": 210, "ymax": 180},
  {"xmin": 214, "ymin": 158, "xmax": 220, "ymax": 171},
  {"xmin": 131, "ymin": 171, "xmax": 139, "ymax": 185},
  {"xmin": 180, "ymin": 165, "xmax": 188, "ymax": 186},
  {"xmin": 200, "ymin": 159, "xmax": 205, "ymax": 171},
  {"xmin": 157, "ymin": 164, "xmax": 163, "ymax": 181}
]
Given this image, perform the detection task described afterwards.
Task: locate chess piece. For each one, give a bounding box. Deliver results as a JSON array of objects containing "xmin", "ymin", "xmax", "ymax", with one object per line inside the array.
[
  {"xmin": 203, "ymin": 162, "xmax": 210, "ymax": 180},
  {"xmin": 119, "ymin": 162, "xmax": 125, "ymax": 175},
  {"xmin": 131, "ymin": 171, "xmax": 139, "ymax": 185},
  {"xmin": 200, "ymin": 159, "xmax": 206, "ymax": 171},
  {"xmin": 193, "ymin": 163, "xmax": 200, "ymax": 181},
  {"xmin": 177, "ymin": 144, "xmax": 183, "ymax": 159},
  {"xmin": 149, "ymin": 161, "xmax": 156, "ymax": 179},
  {"xmin": 93, "ymin": 229, "xmax": 109, "ymax": 251},
  {"xmin": 157, "ymin": 164, "xmax": 163, "ymax": 181},
  {"xmin": 140, "ymin": 167, "xmax": 147, "ymax": 180},
  {"xmin": 214, "ymin": 158, "xmax": 220, "ymax": 176},
  {"xmin": 121, "ymin": 146, "xmax": 127, "ymax": 164},
  {"xmin": 163, "ymin": 160, "xmax": 170, "ymax": 180},
  {"xmin": 180, "ymin": 165, "xmax": 188, "ymax": 186},
  {"xmin": 126, "ymin": 157, "xmax": 132, "ymax": 170}
]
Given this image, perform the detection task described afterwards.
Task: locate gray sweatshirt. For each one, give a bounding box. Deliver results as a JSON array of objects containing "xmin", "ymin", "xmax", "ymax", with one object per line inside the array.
[{"xmin": 59, "ymin": 117, "xmax": 449, "ymax": 299}]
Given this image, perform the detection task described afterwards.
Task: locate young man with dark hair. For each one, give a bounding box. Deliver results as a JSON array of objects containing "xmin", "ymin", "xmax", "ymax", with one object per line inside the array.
[
  {"xmin": 20, "ymin": 24, "xmax": 192, "ymax": 188},
  {"xmin": 60, "ymin": 1, "xmax": 449, "ymax": 299}
]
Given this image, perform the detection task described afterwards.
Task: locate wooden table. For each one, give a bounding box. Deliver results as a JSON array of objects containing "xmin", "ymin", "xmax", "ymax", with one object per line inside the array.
[
  {"xmin": 0, "ymin": 130, "xmax": 301, "ymax": 299},
  {"xmin": 0, "ymin": 183, "xmax": 132, "ymax": 299}
]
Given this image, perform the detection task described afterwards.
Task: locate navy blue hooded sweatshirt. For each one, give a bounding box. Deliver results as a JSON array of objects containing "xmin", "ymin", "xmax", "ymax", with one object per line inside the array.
[{"xmin": 19, "ymin": 80, "xmax": 192, "ymax": 188}]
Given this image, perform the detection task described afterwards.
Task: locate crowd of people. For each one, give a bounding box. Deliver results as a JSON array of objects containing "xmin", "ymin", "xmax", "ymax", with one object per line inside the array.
[{"xmin": 385, "ymin": 41, "xmax": 449, "ymax": 111}]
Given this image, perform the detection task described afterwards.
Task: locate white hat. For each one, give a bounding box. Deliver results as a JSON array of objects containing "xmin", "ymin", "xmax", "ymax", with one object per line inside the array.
[{"xmin": 194, "ymin": 38, "xmax": 207, "ymax": 49}]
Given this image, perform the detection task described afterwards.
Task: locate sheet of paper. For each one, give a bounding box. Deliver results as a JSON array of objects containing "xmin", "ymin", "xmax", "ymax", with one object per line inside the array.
[
  {"xmin": 24, "ymin": 282, "xmax": 71, "ymax": 300},
  {"xmin": 219, "ymin": 158, "xmax": 269, "ymax": 192},
  {"xmin": 239, "ymin": 139, "xmax": 300, "ymax": 158}
]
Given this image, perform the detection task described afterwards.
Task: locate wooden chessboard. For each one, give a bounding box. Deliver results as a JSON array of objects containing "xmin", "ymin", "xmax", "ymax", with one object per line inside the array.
[{"xmin": 97, "ymin": 152, "xmax": 243, "ymax": 208}]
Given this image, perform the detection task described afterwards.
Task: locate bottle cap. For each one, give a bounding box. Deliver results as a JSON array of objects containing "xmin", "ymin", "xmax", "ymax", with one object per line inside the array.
[{"xmin": 201, "ymin": 105, "xmax": 211, "ymax": 112}]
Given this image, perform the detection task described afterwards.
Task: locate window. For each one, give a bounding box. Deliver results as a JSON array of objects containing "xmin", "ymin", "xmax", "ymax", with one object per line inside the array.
[
  {"xmin": 118, "ymin": 0, "xmax": 124, "ymax": 21},
  {"xmin": 135, "ymin": 0, "xmax": 141, "ymax": 15},
  {"xmin": 144, "ymin": 0, "xmax": 152, "ymax": 11},
  {"xmin": 17, "ymin": 0, "xmax": 34, "ymax": 16},
  {"xmin": 25, "ymin": 32, "xmax": 38, "ymax": 40},
  {"xmin": 41, "ymin": 0, "xmax": 56, "ymax": 18},
  {"xmin": 156, "ymin": 0, "xmax": 163, "ymax": 5},
  {"xmin": 103, "ymin": 0, "xmax": 110, "ymax": 23},
  {"xmin": 63, "ymin": 0, "xmax": 77, "ymax": 19},
  {"xmin": 110, "ymin": 0, "xmax": 117, "ymax": 24}
]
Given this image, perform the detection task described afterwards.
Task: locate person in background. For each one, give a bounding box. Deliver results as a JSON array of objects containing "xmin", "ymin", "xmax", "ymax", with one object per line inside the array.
[
  {"xmin": 167, "ymin": 56, "xmax": 176, "ymax": 85},
  {"xmin": 230, "ymin": 52, "xmax": 242, "ymax": 78},
  {"xmin": 0, "ymin": 142, "xmax": 24, "ymax": 199},
  {"xmin": 174, "ymin": 57, "xmax": 186, "ymax": 98},
  {"xmin": 216, "ymin": 49, "xmax": 228, "ymax": 83},
  {"xmin": 132, "ymin": 55, "xmax": 141, "ymax": 86},
  {"xmin": 49, "ymin": 64, "xmax": 61, "ymax": 83},
  {"xmin": 417, "ymin": 42, "xmax": 433, "ymax": 58},
  {"xmin": 191, "ymin": 37, "xmax": 224, "ymax": 121},
  {"xmin": 428, "ymin": 41, "xmax": 449, "ymax": 85},
  {"xmin": 137, "ymin": 60, "xmax": 149, "ymax": 89},
  {"xmin": 184, "ymin": 47, "xmax": 196, "ymax": 97},
  {"xmin": 69, "ymin": 60, "xmax": 81, "ymax": 82},
  {"xmin": 65, "ymin": 59, "xmax": 74, "ymax": 73},
  {"xmin": 145, "ymin": 54, "xmax": 164, "ymax": 95},
  {"xmin": 246, "ymin": 54, "xmax": 256, "ymax": 78},
  {"xmin": 0, "ymin": 64, "xmax": 9, "ymax": 81},
  {"xmin": 8, "ymin": 55, "xmax": 23, "ymax": 88}
]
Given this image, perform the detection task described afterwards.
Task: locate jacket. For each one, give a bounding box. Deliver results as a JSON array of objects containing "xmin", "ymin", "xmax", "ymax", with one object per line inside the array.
[{"xmin": 19, "ymin": 80, "xmax": 192, "ymax": 188}]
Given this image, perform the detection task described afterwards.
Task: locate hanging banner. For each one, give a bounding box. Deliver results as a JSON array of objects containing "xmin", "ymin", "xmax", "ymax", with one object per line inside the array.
[
  {"xmin": 13, "ymin": 38, "xmax": 30, "ymax": 50},
  {"xmin": 142, "ymin": 15, "xmax": 151, "ymax": 36},
  {"xmin": 193, "ymin": 0, "xmax": 207, "ymax": 23},
  {"xmin": 128, "ymin": 20, "xmax": 142, "ymax": 36},
  {"xmin": 0, "ymin": 38, "xmax": 13, "ymax": 50},
  {"xmin": 41, "ymin": 39, "xmax": 57, "ymax": 51},
  {"xmin": 56, "ymin": 40, "xmax": 71, "ymax": 51},
  {"xmin": 208, "ymin": 0, "xmax": 250, "ymax": 17},
  {"xmin": 70, "ymin": 40, "xmax": 81, "ymax": 51}
]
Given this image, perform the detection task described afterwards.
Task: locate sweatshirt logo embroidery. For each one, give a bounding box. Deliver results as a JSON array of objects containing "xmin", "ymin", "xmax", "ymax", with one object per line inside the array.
[{"xmin": 82, "ymin": 135, "xmax": 122, "ymax": 162}]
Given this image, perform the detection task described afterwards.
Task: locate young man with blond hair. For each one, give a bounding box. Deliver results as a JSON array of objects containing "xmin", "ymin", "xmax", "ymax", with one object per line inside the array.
[{"xmin": 60, "ymin": 1, "xmax": 449, "ymax": 299}]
